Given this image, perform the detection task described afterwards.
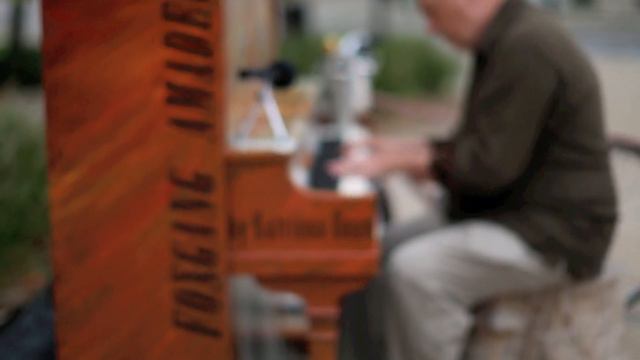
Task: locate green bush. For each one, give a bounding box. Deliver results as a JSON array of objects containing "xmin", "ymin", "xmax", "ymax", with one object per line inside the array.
[
  {"xmin": 0, "ymin": 48, "xmax": 13, "ymax": 87},
  {"xmin": 279, "ymin": 34, "xmax": 325, "ymax": 76},
  {"xmin": 279, "ymin": 33, "xmax": 459, "ymax": 97},
  {"xmin": 14, "ymin": 48, "xmax": 43, "ymax": 87},
  {"xmin": 0, "ymin": 47, "xmax": 43, "ymax": 88},
  {"xmin": 0, "ymin": 111, "xmax": 49, "ymax": 280},
  {"xmin": 374, "ymin": 36, "xmax": 459, "ymax": 97}
]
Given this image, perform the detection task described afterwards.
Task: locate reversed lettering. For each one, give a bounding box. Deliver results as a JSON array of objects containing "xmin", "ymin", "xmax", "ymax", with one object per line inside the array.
[
  {"xmin": 173, "ymin": 222, "xmax": 216, "ymax": 236},
  {"xmin": 164, "ymin": 31, "xmax": 213, "ymax": 57},
  {"xmin": 175, "ymin": 289, "xmax": 220, "ymax": 313},
  {"xmin": 173, "ymin": 243, "xmax": 218, "ymax": 267},
  {"xmin": 166, "ymin": 82, "xmax": 211, "ymax": 110},
  {"xmin": 169, "ymin": 169, "xmax": 214, "ymax": 193},
  {"xmin": 173, "ymin": 268, "xmax": 221, "ymax": 284},
  {"xmin": 170, "ymin": 117, "xmax": 213, "ymax": 133},
  {"xmin": 163, "ymin": 1, "xmax": 212, "ymax": 30},
  {"xmin": 174, "ymin": 310, "xmax": 222, "ymax": 338},
  {"xmin": 167, "ymin": 61, "xmax": 214, "ymax": 79},
  {"xmin": 171, "ymin": 199, "xmax": 213, "ymax": 211}
]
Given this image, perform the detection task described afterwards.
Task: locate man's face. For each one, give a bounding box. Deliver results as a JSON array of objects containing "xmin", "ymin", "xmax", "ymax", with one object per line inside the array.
[{"xmin": 417, "ymin": 0, "xmax": 470, "ymax": 48}]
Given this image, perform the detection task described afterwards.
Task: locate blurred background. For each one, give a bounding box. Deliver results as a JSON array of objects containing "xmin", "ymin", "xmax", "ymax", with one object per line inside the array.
[{"xmin": 0, "ymin": 0, "xmax": 639, "ymax": 358}]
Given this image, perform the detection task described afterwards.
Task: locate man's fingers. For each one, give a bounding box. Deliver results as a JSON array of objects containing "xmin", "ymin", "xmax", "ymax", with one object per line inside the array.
[
  {"xmin": 328, "ymin": 159, "xmax": 355, "ymax": 176},
  {"xmin": 328, "ymin": 157, "xmax": 387, "ymax": 179},
  {"xmin": 328, "ymin": 157, "xmax": 369, "ymax": 177},
  {"xmin": 342, "ymin": 137, "xmax": 379, "ymax": 156}
]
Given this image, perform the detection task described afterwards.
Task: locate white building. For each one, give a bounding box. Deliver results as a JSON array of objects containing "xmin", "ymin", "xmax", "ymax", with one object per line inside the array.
[
  {"xmin": 0, "ymin": 0, "xmax": 42, "ymax": 48},
  {"xmin": 594, "ymin": 0, "xmax": 640, "ymax": 14},
  {"xmin": 302, "ymin": 0, "xmax": 640, "ymax": 36}
]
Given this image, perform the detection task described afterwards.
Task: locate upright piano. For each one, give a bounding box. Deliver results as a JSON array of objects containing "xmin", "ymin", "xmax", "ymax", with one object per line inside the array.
[{"xmin": 43, "ymin": 1, "xmax": 380, "ymax": 359}]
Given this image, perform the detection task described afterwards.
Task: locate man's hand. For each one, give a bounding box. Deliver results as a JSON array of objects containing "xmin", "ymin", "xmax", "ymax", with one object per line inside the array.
[{"xmin": 328, "ymin": 136, "xmax": 434, "ymax": 179}]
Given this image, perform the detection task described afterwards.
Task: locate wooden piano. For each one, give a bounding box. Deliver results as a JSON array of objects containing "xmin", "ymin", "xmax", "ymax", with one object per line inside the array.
[{"xmin": 43, "ymin": 0, "xmax": 379, "ymax": 359}]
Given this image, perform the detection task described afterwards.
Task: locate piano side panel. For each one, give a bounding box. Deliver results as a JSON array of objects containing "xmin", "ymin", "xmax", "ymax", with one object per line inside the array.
[{"xmin": 43, "ymin": 1, "xmax": 231, "ymax": 358}]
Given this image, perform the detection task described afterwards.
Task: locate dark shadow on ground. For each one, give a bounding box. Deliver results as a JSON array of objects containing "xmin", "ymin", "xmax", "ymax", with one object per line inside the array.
[{"xmin": 0, "ymin": 285, "xmax": 55, "ymax": 360}]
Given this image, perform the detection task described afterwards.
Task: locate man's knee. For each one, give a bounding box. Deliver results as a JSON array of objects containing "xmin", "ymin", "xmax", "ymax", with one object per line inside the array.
[{"xmin": 386, "ymin": 242, "xmax": 448, "ymax": 297}]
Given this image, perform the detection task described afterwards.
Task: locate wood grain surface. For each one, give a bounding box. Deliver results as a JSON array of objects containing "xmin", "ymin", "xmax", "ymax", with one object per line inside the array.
[
  {"xmin": 43, "ymin": 1, "xmax": 231, "ymax": 358},
  {"xmin": 44, "ymin": 0, "xmax": 379, "ymax": 359}
]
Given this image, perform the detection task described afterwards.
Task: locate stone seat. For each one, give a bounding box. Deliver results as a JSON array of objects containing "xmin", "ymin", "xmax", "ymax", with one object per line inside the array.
[{"xmin": 466, "ymin": 278, "xmax": 625, "ymax": 360}]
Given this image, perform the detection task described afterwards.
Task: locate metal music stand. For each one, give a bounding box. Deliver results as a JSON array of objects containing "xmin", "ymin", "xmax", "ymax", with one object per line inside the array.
[{"xmin": 233, "ymin": 80, "xmax": 291, "ymax": 146}]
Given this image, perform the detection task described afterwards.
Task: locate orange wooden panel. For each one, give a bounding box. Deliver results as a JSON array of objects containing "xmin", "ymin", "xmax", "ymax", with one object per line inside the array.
[
  {"xmin": 43, "ymin": 1, "xmax": 231, "ymax": 358},
  {"xmin": 226, "ymin": 152, "xmax": 377, "ymax": 252},
  {"xmin": 225, "ymin": 150, "xmax": 380, "ymax": 360}
]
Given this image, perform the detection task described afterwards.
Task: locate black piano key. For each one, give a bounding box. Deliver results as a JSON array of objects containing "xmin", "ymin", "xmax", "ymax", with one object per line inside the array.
[{"xmin": 310, "ymin": 138, "xmax": 342, "ymax": 190}]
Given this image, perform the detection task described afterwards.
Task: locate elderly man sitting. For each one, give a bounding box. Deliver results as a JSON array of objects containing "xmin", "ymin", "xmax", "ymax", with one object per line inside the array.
[{"xmin": 332, "ymin": 0, "xmax": 618, "ymax": 359}]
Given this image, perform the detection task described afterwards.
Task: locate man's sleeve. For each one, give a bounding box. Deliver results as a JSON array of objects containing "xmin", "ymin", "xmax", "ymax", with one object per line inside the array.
[{"xmin": 433, "ymin": 40, "xmax": 557, "ymax": 195}]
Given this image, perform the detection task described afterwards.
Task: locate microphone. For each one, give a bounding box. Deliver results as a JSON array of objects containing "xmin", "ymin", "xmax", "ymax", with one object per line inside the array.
[{"xmin": 238, "ymin": 61, "xmax": 297, "ymax": 89}]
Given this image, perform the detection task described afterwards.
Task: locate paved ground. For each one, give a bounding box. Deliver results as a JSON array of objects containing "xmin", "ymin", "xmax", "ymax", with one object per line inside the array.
[{"xmin": 589, "ymin": 39, "xmax": 640, "ymax": 359}]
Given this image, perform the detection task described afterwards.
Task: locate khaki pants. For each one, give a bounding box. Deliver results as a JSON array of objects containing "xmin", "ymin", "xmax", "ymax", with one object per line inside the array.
[{"xmin": 340, "ymin": 220, "xmax": 567, "ymax": 360}]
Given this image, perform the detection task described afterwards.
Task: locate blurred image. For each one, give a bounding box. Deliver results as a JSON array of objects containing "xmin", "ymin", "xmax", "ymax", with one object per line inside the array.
[{"xmin": 1, "ymin": 0, "xmax": 639, "ymax": 359}]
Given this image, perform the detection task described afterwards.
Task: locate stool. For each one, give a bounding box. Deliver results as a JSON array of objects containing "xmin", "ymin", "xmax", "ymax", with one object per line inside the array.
[{"xmin": 466, "ymin": 279, "xmax": 625, "ymax": 360}]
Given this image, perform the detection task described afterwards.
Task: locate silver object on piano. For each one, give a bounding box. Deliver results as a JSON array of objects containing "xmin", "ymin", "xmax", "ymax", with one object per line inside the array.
[{"xmin": 233, "ymin": 62, "xmax": 297, "ymax": 150}]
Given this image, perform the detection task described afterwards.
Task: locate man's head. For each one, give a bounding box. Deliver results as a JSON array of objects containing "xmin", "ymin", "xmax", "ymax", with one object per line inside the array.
[{"xmin": 417, "ymin": 0, "xmax": 506, "ymax": 49}]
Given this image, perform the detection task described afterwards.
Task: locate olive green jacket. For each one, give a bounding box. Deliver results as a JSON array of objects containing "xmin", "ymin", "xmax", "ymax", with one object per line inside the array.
[{"xmin": 433, "ymin": 0, "xmax": 618, "ymax": 280}]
